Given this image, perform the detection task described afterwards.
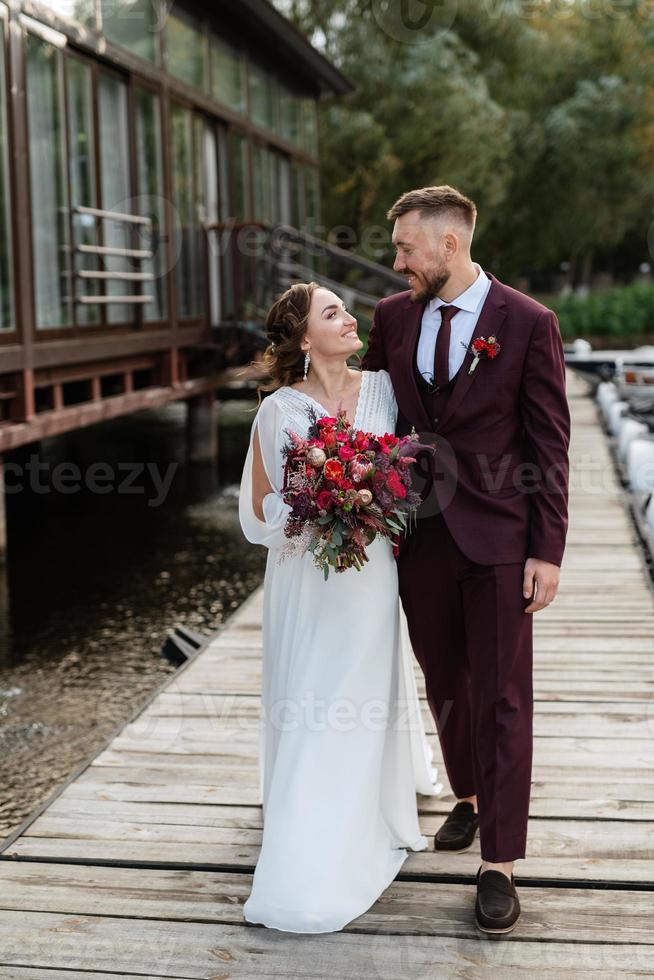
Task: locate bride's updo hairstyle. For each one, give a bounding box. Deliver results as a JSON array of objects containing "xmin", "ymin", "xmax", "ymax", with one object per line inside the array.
[{"xmin": 257, "ymin": 281, "xmax": 320, "ymax": 403}]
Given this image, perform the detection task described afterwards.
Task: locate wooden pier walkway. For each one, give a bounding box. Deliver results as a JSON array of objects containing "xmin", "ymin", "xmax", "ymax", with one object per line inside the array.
[{"xmin": 1, "ymin": 372, "xmax": 653, "ymax": 978}]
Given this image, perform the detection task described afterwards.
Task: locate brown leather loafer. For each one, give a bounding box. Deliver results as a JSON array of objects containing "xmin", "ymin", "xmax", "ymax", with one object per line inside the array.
[
  {"xmin": 475, "ymin": 866, "xmax": 521, "ymax": 934},
  {"xmin": 434, "ymin": 801, "xmax": 479, "ymax": 851}
]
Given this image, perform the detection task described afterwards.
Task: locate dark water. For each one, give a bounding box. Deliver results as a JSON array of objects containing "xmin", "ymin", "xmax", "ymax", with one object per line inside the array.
[{"xmin": 0, "ymin": 399, "xmax": 264, "ymax": 841}]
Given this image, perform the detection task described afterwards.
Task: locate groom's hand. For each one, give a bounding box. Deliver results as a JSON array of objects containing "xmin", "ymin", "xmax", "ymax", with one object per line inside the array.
[{"xmin": 522, "ymin": 558, "xmax": 560, "ymax": 613}]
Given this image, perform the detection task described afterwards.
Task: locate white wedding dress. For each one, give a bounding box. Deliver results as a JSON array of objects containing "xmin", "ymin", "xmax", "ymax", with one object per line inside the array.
[{"xmin": 238, "ymin": 368, "xmax": 442, "ymax": 934}]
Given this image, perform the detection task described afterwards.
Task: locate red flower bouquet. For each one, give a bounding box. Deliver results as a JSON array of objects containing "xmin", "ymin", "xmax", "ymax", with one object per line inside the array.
[{"xmin": 280, "ymin": 409, "xmax": 430, "ymax": 579}]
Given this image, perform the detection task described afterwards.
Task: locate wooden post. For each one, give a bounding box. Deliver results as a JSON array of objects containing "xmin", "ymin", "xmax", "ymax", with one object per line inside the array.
[
  {"xmin": 185, "ymin": 392, "xmax": 219, "ymax": 463},
  {"xmin": 0, "ymin": 456, "xmax": 6, "ymax": 565},
  {"xmin": 0, "ymin": 528, "xmax": 7, "ymax": 667},
  {"xmin": 18, "ymin": 369, "xmax": 35, "ymax": 422}
]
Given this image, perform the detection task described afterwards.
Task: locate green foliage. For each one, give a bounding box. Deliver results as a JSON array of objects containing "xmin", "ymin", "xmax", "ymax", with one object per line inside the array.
[
  {"xmin": 552, "ymin": 283, "xmax": 654, "ymax": 339},
  {"xmin": 274, "ymin": 0, "xmax": 654, "ymax": 284}
]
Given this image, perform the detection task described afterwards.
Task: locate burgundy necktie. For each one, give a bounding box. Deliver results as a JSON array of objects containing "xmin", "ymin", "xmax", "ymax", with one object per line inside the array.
[{"xmin": 433, "ymin": 305, "xmax": 460, "ymax": 387}]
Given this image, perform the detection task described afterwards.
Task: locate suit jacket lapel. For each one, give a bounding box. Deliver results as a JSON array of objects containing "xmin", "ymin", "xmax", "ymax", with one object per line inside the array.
[{"xmin": 436, "ymin": 273, "xmax": 508, "ymax": 433}]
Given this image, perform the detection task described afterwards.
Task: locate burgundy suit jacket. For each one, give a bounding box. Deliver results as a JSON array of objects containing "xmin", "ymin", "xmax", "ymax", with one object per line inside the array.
[{"xmin": 362, "ymin": 272, "xmax": 570, "ymax": 566}]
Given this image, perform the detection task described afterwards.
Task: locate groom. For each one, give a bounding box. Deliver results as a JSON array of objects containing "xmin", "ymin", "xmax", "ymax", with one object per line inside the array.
[{"xmin": 362, "ymin": 185, "xmax": 570, "ymax": 934}]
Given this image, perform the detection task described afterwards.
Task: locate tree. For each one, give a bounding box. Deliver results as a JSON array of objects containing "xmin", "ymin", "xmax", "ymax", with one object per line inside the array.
[{"xmin": 274, "ymin": 0, "xmax": 654, "ymax": 284}]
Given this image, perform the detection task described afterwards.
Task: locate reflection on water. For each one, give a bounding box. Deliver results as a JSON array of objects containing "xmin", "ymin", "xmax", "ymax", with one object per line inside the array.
[{"xmin": 0, "ymin": 399, "xmax": 264, "ymax": 841}]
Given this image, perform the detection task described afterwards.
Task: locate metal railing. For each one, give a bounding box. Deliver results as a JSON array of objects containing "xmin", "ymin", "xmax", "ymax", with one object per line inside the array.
[
  {"xmin": 73, "ymin": 206, "xmax": 155, "ymax": 306},
  {"xmin": 203, "ymin": 220, "xmax": 406, "ymax": 327}
]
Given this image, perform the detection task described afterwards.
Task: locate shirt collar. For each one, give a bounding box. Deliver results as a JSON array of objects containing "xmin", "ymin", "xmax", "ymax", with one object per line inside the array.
[{"xmin": 428, "ymin": 263, "xmax": 490, "ymax": 314}]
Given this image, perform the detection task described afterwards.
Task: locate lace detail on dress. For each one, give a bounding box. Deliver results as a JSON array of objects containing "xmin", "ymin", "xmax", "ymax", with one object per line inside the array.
[
  {"xmin": 268, "ymin": 387, "xmax": 319, "ymax": 439},
  {"xmin": 359, "ymin": 369, "xmax": 397, "ymax": 435},
  {"xmin": 270, "ymin": 370, "xmax": 397, "ymax": 439}
]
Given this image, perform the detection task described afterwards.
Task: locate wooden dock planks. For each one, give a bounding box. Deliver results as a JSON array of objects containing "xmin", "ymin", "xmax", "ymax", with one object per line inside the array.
[{"xmin": 0, "ymin": 370, "xmax": 653, "ymax": 978}]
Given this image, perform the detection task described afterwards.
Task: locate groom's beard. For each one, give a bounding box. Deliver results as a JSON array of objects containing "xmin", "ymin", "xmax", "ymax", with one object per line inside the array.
[{"xmin": 402, "ymin": 266, "xmax": 451, "ymax": 304}]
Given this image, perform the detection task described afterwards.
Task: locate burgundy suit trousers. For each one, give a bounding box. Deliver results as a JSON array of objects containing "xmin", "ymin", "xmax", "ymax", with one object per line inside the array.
[{"xmin": 397, "ymin": 510, "xmax": 534, "ymax": 862}]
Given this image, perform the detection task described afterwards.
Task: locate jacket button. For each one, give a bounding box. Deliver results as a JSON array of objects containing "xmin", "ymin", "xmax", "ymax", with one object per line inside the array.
[{"xmin": 433, "ymin": 417, "xmax": 439, "ymax": 423}]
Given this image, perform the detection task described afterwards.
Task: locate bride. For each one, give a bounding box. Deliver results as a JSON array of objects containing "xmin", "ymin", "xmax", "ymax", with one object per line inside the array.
[{"xmin": 238, "ymin": 281, "xmax": 441, "ymax": 934}]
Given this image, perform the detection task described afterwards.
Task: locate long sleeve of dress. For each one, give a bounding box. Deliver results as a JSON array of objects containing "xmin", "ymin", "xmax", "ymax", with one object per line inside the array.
[{"xmin": 238, "ymin": 394, "xmax": 292, "ymax": 550}]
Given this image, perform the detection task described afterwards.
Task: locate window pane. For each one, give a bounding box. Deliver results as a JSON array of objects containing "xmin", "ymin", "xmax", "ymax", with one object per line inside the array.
[
  {"xmin": 252, "ymin": 144, "xmax": 269, "ymax": 223},
  {"xmin": 136, "ymin": 88, "xmax": 167, "ymax": 321},
  {"xmin": 67, "ymin": 56, "xmax": 100, "ymax": 325},
  {"xmin": 166, "ymin": 5, "xmax": 205, "ymax": 90},
  {"xmin": 304, "ymin": 165, "xmax": 320, "ymax": 231},
  {"xmin": 171, "ymin": 105, "xmax": 192, "ymax": 317},
  {"xmin": 171, "ymin": 104, "xmax": 204, "ymax": 317},
  {"xmin": 269, "ymin": 151, "xmax": 282, "ymax": 226},
  {"xmin": 68, "ymin": 59, "xmax": 96, "ymax": 219},
  {"xmin": 100, "ymin": 0, "xmax": 157, "ymax": 63},
  {"xmin": 280, "ymin": 87, "xmax": 300, "ymax": 146},
  {"xmin": 290, "ymin": 161, "xmax": 304, "ymax": 228},
  {"xmin": 193, "ymin": 114, "xmax": 206, "ymax": 315},
  {"xmin": 203, "ymin": 121, "xmax": 219, "ymax": 325},
  {"xmin": 26, "ymin": 34, "xmax": 72, "ymax": 329},
  {"xmin": 230, "ymin": 133, "xmax": 249, "ymax": 220},
  {"xmin": 210, "ymin": 35, "xmax": 244, "ymax": 113},
  {"xmin": 252, "ymin": 146, "xmax": 287, "ymax": 226},
  {"xmin": 217, "ymin": 126, "xmax": 231, "ymax": 222},
  {"xmin": 271, "ymin": 80, "xmax": 280, "ymax": 134},
  {"xmin": 98, "ymin": 72, "xmax": 133, "ymax": 324},
  {"xmin": 0, "ymin": 22, "xmax": 14, "ymax": 330},
  {"xmin": 303, "ymin": 98, "xmax": 318, "ymax": 156},
  {"xmin": 216, "ymin": 126, "xmax": 234, "ymax": 318},
  {"xmin": 277, "ymin": 156, "xmax": 291, "ymax": 226},
  {"xmin": 252, "ymin": 144, "xmax": 263, "ymax": 221},
  {"xmin": 249, "ymin": 62, "xmax": 273, "ymax": 130}
]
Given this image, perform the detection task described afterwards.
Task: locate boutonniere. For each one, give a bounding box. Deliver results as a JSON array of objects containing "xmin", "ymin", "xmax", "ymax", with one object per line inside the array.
[{"xmin": 461, "ymin": 336, "xmax": 501, "ymax": 374}]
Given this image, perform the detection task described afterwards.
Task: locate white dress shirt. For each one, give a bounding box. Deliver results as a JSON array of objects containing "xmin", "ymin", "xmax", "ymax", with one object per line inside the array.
[{"xmin": 416, "ymin": 263, "xmax": 492, "ymax": 383}]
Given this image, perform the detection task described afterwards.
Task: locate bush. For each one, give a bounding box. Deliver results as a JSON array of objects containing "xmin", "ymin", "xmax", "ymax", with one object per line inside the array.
[
  {"xmin": 551, "ymin": 283, "xmax": 654, "ymax": 340},
  {"xmin": 357, "ymin": 282, "xmax": 654, "ymax": 353}
]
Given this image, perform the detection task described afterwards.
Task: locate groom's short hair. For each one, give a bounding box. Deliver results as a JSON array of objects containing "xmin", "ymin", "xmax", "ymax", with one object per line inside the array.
[{"xmin": 387, "ymin": 185, "xmax": 477, "ymax": 229}]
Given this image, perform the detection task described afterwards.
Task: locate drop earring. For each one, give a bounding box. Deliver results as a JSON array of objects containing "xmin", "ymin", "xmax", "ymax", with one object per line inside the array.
[{"xmin": 303, "ymin": 351, "xmax": 311, "ymax": 381}]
